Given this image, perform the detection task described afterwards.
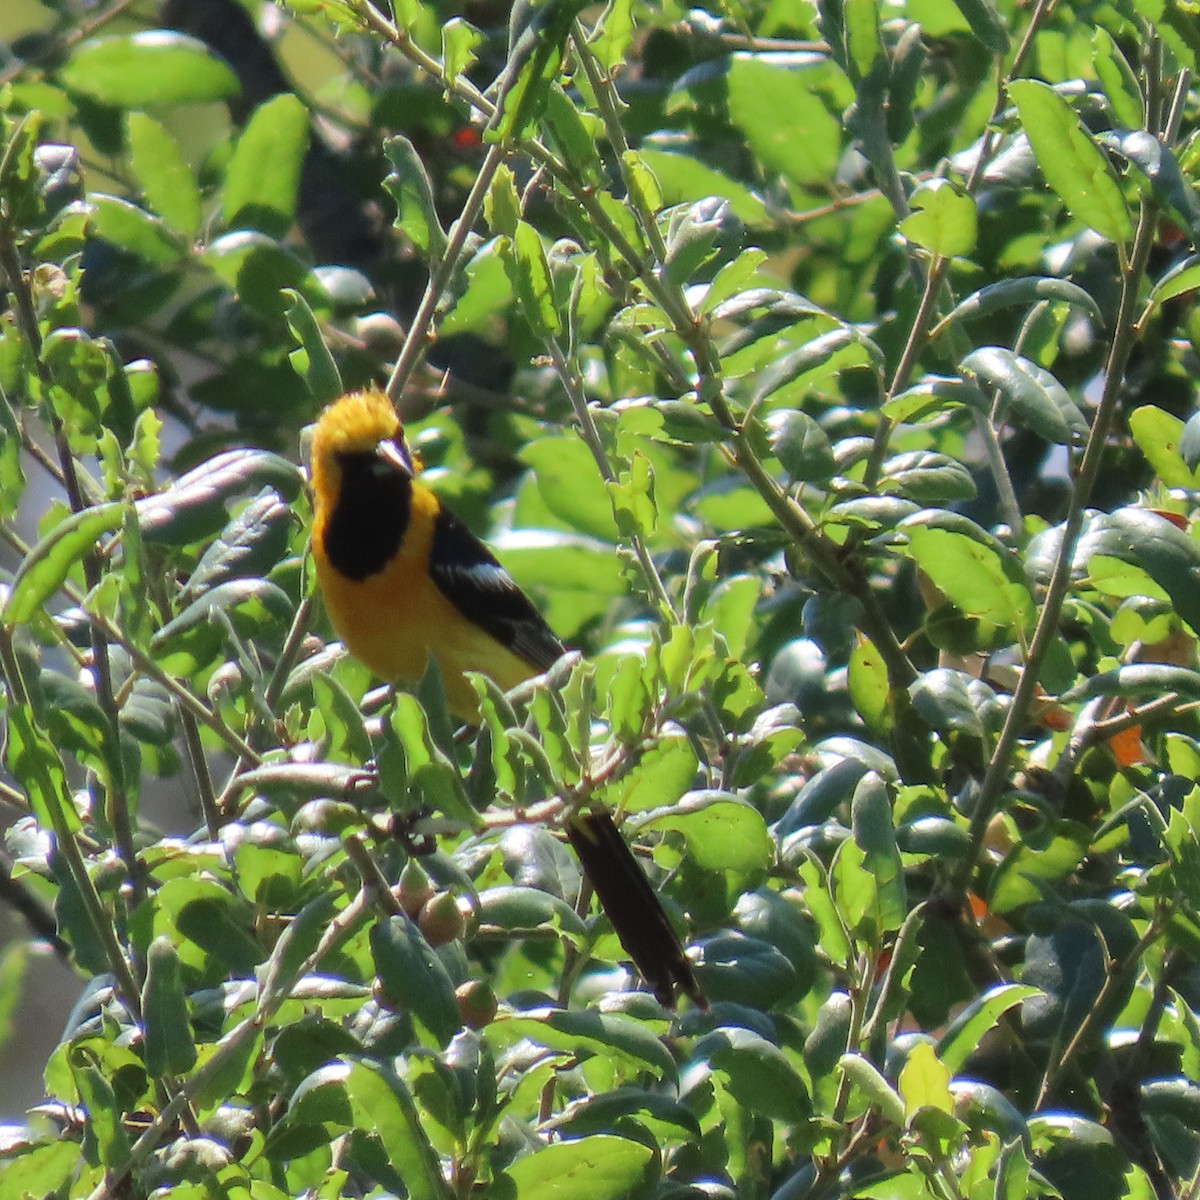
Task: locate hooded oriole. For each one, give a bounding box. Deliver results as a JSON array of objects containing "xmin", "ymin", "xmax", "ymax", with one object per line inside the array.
[{"xmin": 310, "ymin": 389, "xmax": 703, "ymax": 1008}]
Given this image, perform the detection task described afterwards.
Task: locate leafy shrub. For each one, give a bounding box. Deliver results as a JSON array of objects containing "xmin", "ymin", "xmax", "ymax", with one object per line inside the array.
[{"xmin": 2, "ymin": 1, "xmax": 1200, "ymax": 1198}]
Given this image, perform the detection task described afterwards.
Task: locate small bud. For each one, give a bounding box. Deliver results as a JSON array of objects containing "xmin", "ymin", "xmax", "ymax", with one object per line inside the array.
[
  {"xmin": 456, "ymin": 980, "xmax": 498, "ymax": 1029},
  {"xmin": 356, "ymin": 312, "xmax": 406, "ymax": 356},
  {"xmin": 398, "ymin": 858, "xmax": 435, "ymax": 919},
  {"xmin": 418, "ymin": 891, "xmax": 465, "ymax": 947}
]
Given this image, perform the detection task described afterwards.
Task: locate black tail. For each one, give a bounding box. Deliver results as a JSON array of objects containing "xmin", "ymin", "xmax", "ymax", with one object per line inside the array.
[{"xmin": 565, "ymin": 811, "xmax": 706, "ymax": 1009}]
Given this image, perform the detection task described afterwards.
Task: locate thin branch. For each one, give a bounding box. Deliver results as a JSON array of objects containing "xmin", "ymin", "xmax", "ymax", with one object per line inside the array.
[
  {"xmin": 179, "ymin": 706, "xmax": 222, "ymax": 840},
  {"xmin": 0, "ymin": 222, "xmax": 142, "ymax": 905},
  {"xmin": 0, "ymin": 852, "xmax": 69, "ymax": 958},
  {"xmin": 1034, "ymin": 917, "xmax": 1162, "ymax": 1107},
  {"xmin": 385, "ymin": 141, "xmax": 508, "ymax": 414},
  {"xmin": 0, "ymin": 628, "xmax": 143, "ymax": 1014},
  {"xmin": 954, "ymin": 194, "xmax": 1161, "ymax": 898},
  {"xmin": 542, "ymin": 334, "xmax": 677, "ymax": 621}
]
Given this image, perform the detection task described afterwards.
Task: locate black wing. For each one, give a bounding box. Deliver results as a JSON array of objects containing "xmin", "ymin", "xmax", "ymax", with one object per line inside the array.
[{"xmin": 428, "ymin": 504, "xmax": 566, "ymax": 672}]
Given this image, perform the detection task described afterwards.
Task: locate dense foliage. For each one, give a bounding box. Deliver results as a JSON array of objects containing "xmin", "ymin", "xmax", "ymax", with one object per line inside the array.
[{"xmin": 4, "ymin": 0, "xmax": 1200, "ymax": 1196}]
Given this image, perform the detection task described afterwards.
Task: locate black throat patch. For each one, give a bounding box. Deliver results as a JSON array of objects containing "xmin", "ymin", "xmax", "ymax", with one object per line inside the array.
[{"xmin": 322, "ymin": 450, "xmax": 411, "ymax": 580}]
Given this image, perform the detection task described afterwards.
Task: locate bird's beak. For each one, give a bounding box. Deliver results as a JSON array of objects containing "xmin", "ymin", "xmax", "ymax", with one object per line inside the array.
[{"xmin": 377, "ymin": 437, "xmax": 415, "ymax": 477}]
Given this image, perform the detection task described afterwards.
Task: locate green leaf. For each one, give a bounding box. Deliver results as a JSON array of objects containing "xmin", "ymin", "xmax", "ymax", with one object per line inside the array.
[
  {"xmin": 637, "ymin": 149, "xmax": 770, "ymax": 228},
  {"xmin": 1152, "ymin": 253, "xmax": 1200, "ymax": 304},
  {"xmin": 880, "ymin": 451, "xmax": 977, "ymax": 503},
  {"xmin": 883, "ymin": 375, "xmax": 990, "ymax": 423},
  {"xmin": 285, "ymin": 1059, "xmax": 451, "ymax": 1200},
  {"xmin": 442, "ymin": 18, "xmax": 483, "ymax": 85},
  {"xmin": 3, "ymin": 704, "xmax": 81, "ymax": 836},
  {"xmin": 606, "ymin": 452, "xmax": 657, "ymax": 540},
  {"xmin": 643, "ymin": 791, "xmax": 772, "ymax": 875},
  {"xmin": 849, "ymin": 635, "xmax": 891, "ymax": 734},
  {"xmin": 521, "ymin": 436, "xmax": 618, "ymax": 540},
  {"xmin": 604, "ymin": 652, "xmax": 650, "ymax": 743},
  {"xmin": 343, "ymin": 1062, "xmax": 451, "ymax": 1200},
  {"xmin": 504, "ymin": 1134, "xmax": 653, "ymax": 1200},
  {"xmin": 909, "ymin": 668, "xmax": 999, "ymax": 740},
  {"xmin": 725, "ymin": 56, "xmax": 842, "ymax": 189},
  {"xmin": 622, "ymin": 150, "xmax": 663, "ymax": 218},
  {"xmin": 898, "ymin": 1041, "xmax": 952, "ymax": 1116},
  {"xmin": 767, "ymin": 410, "xmax": 836, "ymax": 482},
  {"xmin": 531, "ymin": 90, "xmax": 600, "ymax": 191},
  {"xmin": 734, "ymin": 889, "xmax": 816, "ymax": 998},
  {"xmin": 590, "ymin": 0, "xmax": 635, "ymax": 73},
  {"xmin": 222, "ymin": 94, "xmax": 309, "ymax": 238},
  {"xmin": 851, "ymin": 773, "xmax": 906, "ymax": 934},
  {"xmin": 484, "ymin": 163, "xmax": 521, "ymax": 240},
  {"xmin": 126, "ymin": 113, "xmax": 202, "ymax": 239},
  {"xmin": 385, "ymin": 694, "xmax": 479, "ymax": 828},
  {"xmin": 496, "ymin": 1009, "xmax": 677, "ymax": 1079},
  {"xmin": 1084, "ymin": 507, "xmax": 1200, "ymax": 636},
  {"xmin": 500, "ymin": 223, "xmax": 561, "ymax": 338},
  {"xmin": 838, "ymin": 1053, "xmax": 905, "ymax": 1125},
  {"xmin": 88, "ymin": 195, "xmax": 182, "ymax": 264},
  {"xmin": 960, "ymin": 346, "xmax": 1086, "ymax": 444},
  {"xmin": 0, "ymin": 941, "xmax": 30, "ymax": 1051},
  {"xmin": 756, "ymin": 326, "xmax": 881, "ymax": 404},
  {"xmin": 898, "ymin": 511, "xmax": 1036, "ymax": 640},
  {"xmin": 384, "ymin": 135, "xmax": 448, "ymax": 258},
  {"xmin": 937, "ymin": 983, "xmax": 1041, "ymax": 1073},
  {"xmin": 136, "ymin": 449, "xmax": 302, "ymax": 547},
  {"xmin": 476, "ymin": 885, "xmax": 588, "ymax": 941},
  {"xmin": 779, "ymin": 758, "xmax": 867, "ymax": 838},
  {"xmin": 3, "ymin": 501, "xmax": 124, "ymax": 625},
  {"xmin": 697, "ymin": 247, "xmax": 768, "ymax": 315},
  {"xmin": 1060, "ymin": 663, "xmax": 1200, "ymax": 704},
  {"xmin": 59, "ymin": 31, "xmax": 239, "ymax": 108},
  {"xmin": 175, "ymin": 892, "xmax": 264, "ymax": 974},
  {"xmin": 1008, "ymin": 79, "xmax": 1133, "ymax": 244},
  {"xmin": 1093, "ymin": 28, "xmax": 1143, "ymax": 129},
  {"xmin": 692, "ymin": 933, "xmax": 802, "ymax": 1009},
  {"xmin": 370, "ymin": 916, "xmax": 461, "ymax": 1048},
  {"xmin": 257, "ymin": 892, "xmax": 339, "ymax": 1009},
  {"xmin": 899, "ymin": 179, "xmax": 977, "ymax": 258},
  {"xmin": 71, "ymin": 1059, "xmax": 131, "ymax": 1166},
  {"xmin": 662, "ymin": 197, "xmax": 741, "ymax": 287},
  {"xmin": 844, "ymin": 0, "xmax": 882, "ymax": 79},
  {"xmin": 1021, "ymin": 909, "xmax": 1138, "ymax": 1042},
  {"xmin": 731, "ymin": 703, "xmax": 805, "ymax": 787},
  {"xmin": 487, "ymin": 0, "xmax": 588, "ymax": 144},
  {"xmin": 948, "ymin": 0, "xmax": 1010, "ymax": 53},
  {"xmin": 0, "ymin": 1140, "xmax": 79, "ymax": 1196},
  {"xmin": 283, "ymin": 288, "xmax": 342, "ymax": 403},
  {"xmin": 990, "ymin": 823, "xmax": 1090, "ymax": 913},
  {"xmin": 152, "ymin": 578, "xmax": 293, "ymax": 667},
  {"xmin": 232, "ymin": 825, "xmax": 303, "ymax": 908},
  {"xmin": 204, "ymin": 230, "xmax": 313, "ymax": 317},
  {"xmin": 693, "ymin": 1027, "xmax": 809, "ymax": 1121},
  {"xmin": 558, "ymin": 1087, "xmax": 700, "ymax": 1142},
  {"xmin": 142, "ymin": 936, "xmax": 197, "ymax": 1077},
  {"xmin": 1129, "ymin": 405, "xmax": 1195, "ymax": 487},
  {"xmin": 605, "ymin": 733, "xmax": 698, "ymax": 815},
  {"xmin": 934, "ymin": 276, "xmax": 1103, "ymax": 339},
  {"xmin": 1100, "ymin": 129, "xmax": 1200, "ymax": 235},
  {"xmin": 896, "ymin": 816, "xmax": 972, "ymax": 859},
  {"xmin": 183, "ymin": 487, "xmax": 290, "ymax": 599}
]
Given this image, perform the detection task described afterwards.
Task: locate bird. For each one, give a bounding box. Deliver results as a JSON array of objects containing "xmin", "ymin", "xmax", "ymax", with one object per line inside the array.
[{"xmin": 309, "ymin": 388, "xmax": 704, "ymax": 1008}]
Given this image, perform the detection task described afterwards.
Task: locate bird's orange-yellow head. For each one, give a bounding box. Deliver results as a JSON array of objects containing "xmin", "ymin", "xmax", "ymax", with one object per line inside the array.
[{"xmin": 309, "ymin": 389, "xmax": 419, "ymax": 506}]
